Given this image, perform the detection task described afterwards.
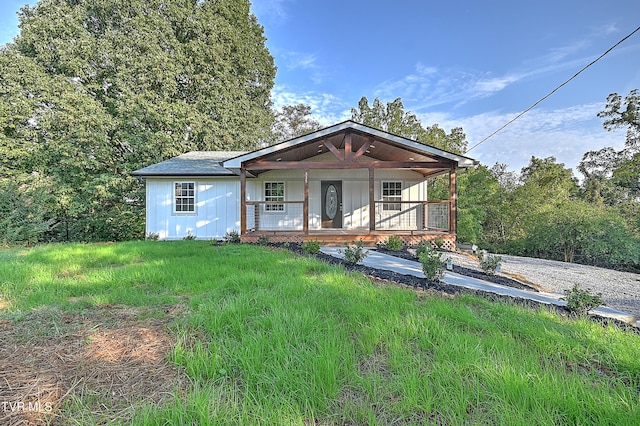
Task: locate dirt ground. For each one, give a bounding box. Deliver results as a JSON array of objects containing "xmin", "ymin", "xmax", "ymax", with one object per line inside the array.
[{"xmin": 0, "ymin": 305, "xmax": 188, "ymax": 425}]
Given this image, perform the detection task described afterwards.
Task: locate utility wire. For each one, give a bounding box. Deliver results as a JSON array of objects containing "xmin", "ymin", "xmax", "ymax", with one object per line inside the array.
[{"xmin": 465, "ymin": 25, "xmax": 640, "ymax": 154}]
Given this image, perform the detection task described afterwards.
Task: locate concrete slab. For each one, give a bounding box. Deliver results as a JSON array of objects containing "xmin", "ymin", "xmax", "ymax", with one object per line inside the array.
[{"xmin": 321, "ymin": 247, "xmax": 638, "ymax": 326}]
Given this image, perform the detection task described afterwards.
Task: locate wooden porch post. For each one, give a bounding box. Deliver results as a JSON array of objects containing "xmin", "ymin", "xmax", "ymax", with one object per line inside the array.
[
  {"xmin": 303, "ymin": 169, "xmax": 309, "ymax": 233},
  {"xmin": 369, "ymin": 167, "xmax": 375, "ymax": 231},
  {"xmin": 449, "ymin": 168, "xmax": 457, "ymax": 236},
  {"xmin": 240, "ymin": 167, "xmax": 247, "ymax": 235}
]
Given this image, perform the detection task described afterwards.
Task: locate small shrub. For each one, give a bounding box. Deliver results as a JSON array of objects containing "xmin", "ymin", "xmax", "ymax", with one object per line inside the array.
[
  {"xmin": 415, "ymin": 240, "xmax": 432, "ymax": 258},
  {"xmin": 257, "ymin": 235, "xmax": 270, "ymax": 246},
  {"xmin": 561, "ymin": 284, "xmax": 604, "ymax": 316},
  {"xmin": 340, "ymin": 239, "xmax": 369, "ymax": 265},
  {"xmin": 478, "ymin": 252, "xmax": 502, "ymax": 275},
  {"xmin": 433, "ymin": 237, "xmax": 445, "ymax": 249},
  {"xmin": 182, "ymin": 232, "xmax": 196, "ymax": 240},
  {"xmin": 283, "ymin": 241, "xmax": 290, "ymax": 249},
  {"xmin": 223, "ymin": 230, "xmax": 240, "ymax": 244},
  {"xmin": 302, "ymin": 239, "xmax": 321, "ymax": 254},
  {"xmin": 382, "ymin": 235, "xmax": 404, "ymax": 252},
  {"xmin": 418, "ymin": 246, "xmax": 444, "ymax": 281},
  {"xmin": 146, "ymin": 232, "xmax": 159, "ymax": 241}
]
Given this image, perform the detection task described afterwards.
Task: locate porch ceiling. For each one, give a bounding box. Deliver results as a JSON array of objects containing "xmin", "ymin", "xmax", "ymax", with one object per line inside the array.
[{"xmin": 245, "ymin": 128, "xmax": 454, "ymax": 177}]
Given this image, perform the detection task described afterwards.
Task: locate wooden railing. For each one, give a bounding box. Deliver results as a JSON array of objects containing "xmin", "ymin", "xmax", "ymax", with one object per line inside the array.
[{"xmin": 374, "ymin": 200, "xmax": 450, "ymax": 231}]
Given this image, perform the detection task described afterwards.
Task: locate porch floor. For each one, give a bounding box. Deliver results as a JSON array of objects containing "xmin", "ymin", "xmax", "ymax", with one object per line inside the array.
[{"xmin": 242, "ymin": 229, "xmax": 454, "ymax": 248}]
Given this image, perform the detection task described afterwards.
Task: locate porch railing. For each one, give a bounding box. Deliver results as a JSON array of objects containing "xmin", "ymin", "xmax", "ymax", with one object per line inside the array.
[
  {"xmin": 374, "ymin": 201, "xmax": 450, "ymax": 231},
  {"xmin": 246, "ymin": 200, "xmax": 450, "ymax": 232},
  {"xmin": 246, "ymin": 201, "xmax": 305, "ymax": 231}
]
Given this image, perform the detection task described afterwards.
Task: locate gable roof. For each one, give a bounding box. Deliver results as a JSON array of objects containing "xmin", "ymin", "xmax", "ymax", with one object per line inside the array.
[
  {"xmin": 222, "ymin": 120, "xmax": 477, "ymax": 170},
  {"xmin": 131, "ymin": 151, "xmax": 246, "ymax": 176},
  {"xmin": 131, "ymin": 121, "xmax": 478, "ymax": 178}
]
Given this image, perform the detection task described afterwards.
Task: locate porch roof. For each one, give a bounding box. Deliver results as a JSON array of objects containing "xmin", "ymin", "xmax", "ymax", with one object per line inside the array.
[{"xmin": 223, "ymin": 121, "xmax": 477, "ymax": 176}]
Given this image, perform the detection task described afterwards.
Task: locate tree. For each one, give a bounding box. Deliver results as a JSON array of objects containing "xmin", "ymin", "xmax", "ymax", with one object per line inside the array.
[
  {"xmin": 351, "ymin": 96, "xmax": 467, "ymax": 154},
  {"xmin": 266, "ymin": 104, "xmax": 321, "ymax": 145},
  {"xmin": 0, "ymin": 0, "xmax": 276, "ymax": 243}
]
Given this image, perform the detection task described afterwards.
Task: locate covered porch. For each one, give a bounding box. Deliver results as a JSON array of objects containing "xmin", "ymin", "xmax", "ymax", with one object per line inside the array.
[{"xmin": 222, "ymin": 121, "xmax": 476, "ymax": 249}]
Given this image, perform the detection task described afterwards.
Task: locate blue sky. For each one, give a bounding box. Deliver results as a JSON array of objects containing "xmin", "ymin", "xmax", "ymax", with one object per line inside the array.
[
  {"xmin": 2, "ymin": 1, "xmax": 639, "ymax": 174},
  {"xmin": 250, "ymin": 0, "xmax": 640, "ymax": 174}
]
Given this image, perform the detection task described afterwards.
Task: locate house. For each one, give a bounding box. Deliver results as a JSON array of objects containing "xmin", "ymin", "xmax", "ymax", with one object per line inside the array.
[{"xmin": 131, "ymin": 121, "xmax": 477, "ymax": 248}]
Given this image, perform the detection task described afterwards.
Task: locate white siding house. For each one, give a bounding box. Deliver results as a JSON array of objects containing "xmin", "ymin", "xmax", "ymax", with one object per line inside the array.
[{"xmin": 132, "ymin": 121, "xmax": 477, "ymax": 247}]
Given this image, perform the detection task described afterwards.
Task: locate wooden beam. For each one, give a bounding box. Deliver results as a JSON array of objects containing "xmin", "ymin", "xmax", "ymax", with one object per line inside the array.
[
  {"xmin": 449, "ymin": 168, "xmax": 457, "ymax": 236},
  {"xmin": 240, "ymin": 168, "xmax": 247, "ymax": 235},
  {"xmin": 344, "ymin": 131, "xmax": 352, "ymax": 161},
  {"xmin": 303, "ymin": 169, "xmax": 309, "ymax": 233},
  {"xmin": 352, "ymin": 138, "xmax": 373, "ymax": 161},
  {"xmin": 245, "ymin": 160, "xmax": 452, "ymax": 170},
  {"xmin": 369, "ymin": 167, "xmax": 375, "ymax": 231},
  {"xmin": 323, "ymin": 140, "xmax": 344, "ymax": 161}
]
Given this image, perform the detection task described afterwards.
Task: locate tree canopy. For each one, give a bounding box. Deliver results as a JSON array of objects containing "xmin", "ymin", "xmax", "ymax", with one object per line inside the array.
[
  {"xmin": 0, "ymin": 0, "xmax": 275, "ymax": 243},
  {"xmin": 351, "ymin": 97, "xmax": 467, "ymax": 154}
]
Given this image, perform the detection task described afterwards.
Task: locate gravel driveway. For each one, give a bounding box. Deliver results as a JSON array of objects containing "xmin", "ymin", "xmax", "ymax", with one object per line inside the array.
[{"xmin": 446, "ymin": 252, "xmax": 640, "ymax": 319}]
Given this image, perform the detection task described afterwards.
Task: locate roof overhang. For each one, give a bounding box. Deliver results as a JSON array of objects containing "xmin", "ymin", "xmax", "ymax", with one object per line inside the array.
[{"xmin": 223, "ymin": 121, "xmax": 477, "ymax": 177}]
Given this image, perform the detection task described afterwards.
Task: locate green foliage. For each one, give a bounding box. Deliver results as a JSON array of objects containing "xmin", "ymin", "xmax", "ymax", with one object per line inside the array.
[
  {"xmin": 381, "ymin": 235, "xmax": 404, "ymax": 251},
  {"xmin": 339, "ymin": 239, "xmax": 369, "ymax": 265},
  {"xmin": 525, "ymin": 200, "xmax": 640, "ymax": 267},
  {"xmin": 302, "ymin": 239, "xmax": 321, "ymax": 254},
  {"xmin": 415, "ymin": 240, "xmax": 432, "ymax": 258},
  {"xmin": 478, "ymin": 252, "xmax": 502, "ymax": 275},
  {"xmin": 257, "ymin": 235, "xmax": 270, "ymax": 246},
  {"xmin": 561, "ymin": 284, "xmax": 605, "ymax": 316},
  {"xmin": 223, "ymin": 230, "xmax": 240, "ymax": 244},
  {"xmin": 0, "ymin": 176, "xmax": 55, "ymax": 245},
  {"xmin": 418, "ymin": 246, "xmax": 444, "ymax": 281},
  {"xmin": 351, "ymin": 96, "xmax": 467, "ymax": 153},
  {"xmin": 0, "ymin": 0, "xmax": 276, "ymax": 244},
  {"xmin": 182, "ymin": 232, "xmax": 197, "ymax": 240},
  {"xmin": 267, "ymin": 104, "xmax": 322, "ymax": 145},
  {"xmin": 145, "ymin": 232, "xmax": 160, "ymax": 241}
]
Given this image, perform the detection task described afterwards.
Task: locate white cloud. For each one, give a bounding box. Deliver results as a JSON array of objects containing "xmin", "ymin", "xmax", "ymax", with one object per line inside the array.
[
  {"xmin": 280, "ymin": 50, "xmax": 317, "ymax": 70},
  {"xmin": 423, "ymin": 103, "xmax": 627, "ymax": 174},
  {"xmin": 271, "ymin": 85, "xmax": 351, "ymax": 125}
]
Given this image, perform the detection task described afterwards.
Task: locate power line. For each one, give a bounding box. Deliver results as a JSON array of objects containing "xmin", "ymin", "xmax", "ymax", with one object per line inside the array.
[{"xmin": 465, "ymin": 25, "xmax": 640, "ymax": 154}]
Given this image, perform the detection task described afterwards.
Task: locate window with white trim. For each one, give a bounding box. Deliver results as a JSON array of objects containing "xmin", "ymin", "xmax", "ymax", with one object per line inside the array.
[
  {"xmin": 382, "ymin": 181, "xmax": 402, "ymax": 211},
  {"xmin": 264, "ymin": 182, "xmax": 285, "ymax": 212},
  {"xmin": 174, "ymin": 181, "xmax": 195, "ymax": 213}
]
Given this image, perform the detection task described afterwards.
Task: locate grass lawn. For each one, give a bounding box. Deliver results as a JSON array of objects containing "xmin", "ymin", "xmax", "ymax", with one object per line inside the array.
[{"xmin": 1, "ymin": 240, "xmax": 639, "ymax": 425}]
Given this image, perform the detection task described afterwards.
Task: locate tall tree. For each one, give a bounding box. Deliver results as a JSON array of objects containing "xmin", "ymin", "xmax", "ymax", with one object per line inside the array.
[
  {"xmin": 351, "ymin": 96, "xmax": 467, "ymax": 154},
  {"xmin": 266, "ymin": 104, "xmax": 321, "ymax": 145},
  {"xmin": 0, "ymin": 0, "xmax": 276, "ymax": 243}
]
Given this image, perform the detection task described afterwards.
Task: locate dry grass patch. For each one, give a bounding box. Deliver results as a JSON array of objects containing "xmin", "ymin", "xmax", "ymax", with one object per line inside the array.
[{"xmin": 0, "ymin": 305, "xmax": 188, "ymax": 425}]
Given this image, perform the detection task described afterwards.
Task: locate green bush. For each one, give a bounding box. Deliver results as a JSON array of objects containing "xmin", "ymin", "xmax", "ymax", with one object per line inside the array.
[
  {"xmin": 479, "ymin": 252, "xmax": 502, "ymax": 275},
  {"xmin": 418, "ymin": 246, "xmax": 444, "ymax": 281},
  {"xmin": 257, "ymin": 235, "xmax": 270, "ymax": 246},
  {"xmin": 382, "ymin": 235, "xmax": 404, "ymax": 251},
  {"xmin": 182, "ymin": 232, "xmax": 196, "ymax": 240},
  {"xmin": 340, "ymin": 239, "xmax": 369, "ymax": 265},
  {"xmin": 561, "ymin": 284, "xmax": 604, "ymax": 316},
  {"xmin": 223, "ymin": 230, "xmax": 241, "ymax": 244},
  {"xmin": 415, "ymin": 240, "xmax": 432, "ymax": 258},
  {"xmin": 302, "ymin": 239, "xmax": 321, "ymax": 254}
]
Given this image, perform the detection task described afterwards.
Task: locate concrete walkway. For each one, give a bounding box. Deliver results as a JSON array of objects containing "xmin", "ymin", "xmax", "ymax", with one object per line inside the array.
[{"xmin": 321, "ymin": 247, "xmax": 638, "ymax": 327}]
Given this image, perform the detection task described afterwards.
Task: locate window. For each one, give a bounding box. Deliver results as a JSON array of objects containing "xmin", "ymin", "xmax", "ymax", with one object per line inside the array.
[
  {"xmin": 174, "ymin": 182, "xmax": 195, "ymax": 213},
  {"xmin": 382, "ymin": 181, "xmax": 402, "ymax": 211},
  {"xmin": 264, "ymin": 182, "xmax": 285, "ymax": 212}
]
